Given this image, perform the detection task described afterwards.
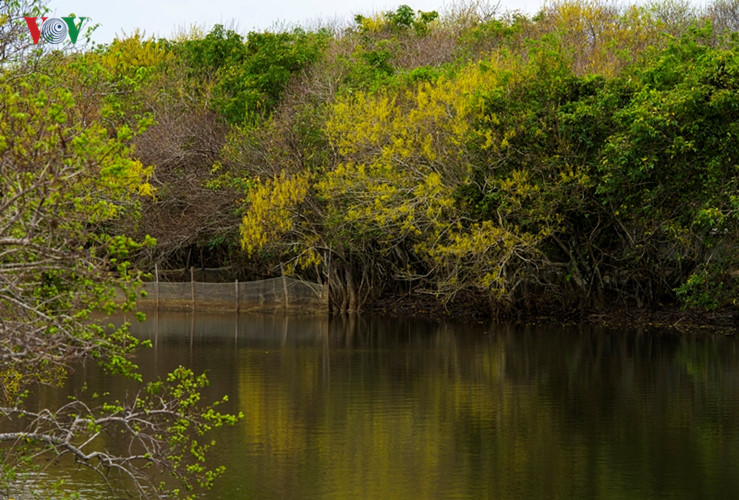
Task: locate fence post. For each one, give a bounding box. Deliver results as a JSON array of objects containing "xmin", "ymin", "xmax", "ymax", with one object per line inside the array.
[
  {"xmin": 190, "ymin": 266, "xmax": 195, "ymax": 311},
  {"xmin": 280, "ymin": 263, "xmax": 289, "ymax": 311},
  {"xmin": 235, "ymin": 279, "xmax": 240, "ymax": 343},
  {"xmin": 235, "ymin": 279, "xmax": 239, "ymax": 313}
]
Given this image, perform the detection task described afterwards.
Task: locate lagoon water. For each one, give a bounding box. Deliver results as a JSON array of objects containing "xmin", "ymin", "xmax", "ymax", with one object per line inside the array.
[{"xmin": 14, "ymin": 312, "xmax": 739, "ymax": 498}]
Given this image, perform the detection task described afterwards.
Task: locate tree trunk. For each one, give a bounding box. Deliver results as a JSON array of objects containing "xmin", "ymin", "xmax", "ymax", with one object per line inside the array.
[{"xmin": 346, "ymin": 260, "xmax": 357, "ymax": 312}]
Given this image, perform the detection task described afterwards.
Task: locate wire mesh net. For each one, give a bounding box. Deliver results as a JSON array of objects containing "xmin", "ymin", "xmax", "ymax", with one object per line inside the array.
[{"xmin": 137, "ymin": 277, "xmax": 328, "ymax": 313}]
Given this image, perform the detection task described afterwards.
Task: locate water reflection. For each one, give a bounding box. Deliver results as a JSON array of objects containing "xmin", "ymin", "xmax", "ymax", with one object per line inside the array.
[{"xmin": 13, "ymin": 313, "xmax": 739, "ymax": 499}]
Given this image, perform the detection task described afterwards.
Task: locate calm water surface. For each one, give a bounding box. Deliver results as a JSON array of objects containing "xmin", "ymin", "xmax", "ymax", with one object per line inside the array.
[{"xmin": 17, "ymin": 312, "xmax": 739, "ymax": 498}]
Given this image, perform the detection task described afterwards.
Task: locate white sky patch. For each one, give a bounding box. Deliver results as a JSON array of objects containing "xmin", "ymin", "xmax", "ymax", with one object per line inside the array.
[{"xmin": 43, "ymin": 0, "xmax": 547, "ymax": 44}]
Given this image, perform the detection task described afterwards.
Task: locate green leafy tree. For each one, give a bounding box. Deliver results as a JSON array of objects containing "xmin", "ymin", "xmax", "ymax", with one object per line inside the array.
[
  {"xmin": 593, "ymin": 26, "xmax": 739, "ymax": 307},
  {"xmin": 176, "ymin": 25, "xmax": 329, "ymax": 124},
  {"xmin": 0, "ymin": 12, "xmax": 240, "ymax": 496}
]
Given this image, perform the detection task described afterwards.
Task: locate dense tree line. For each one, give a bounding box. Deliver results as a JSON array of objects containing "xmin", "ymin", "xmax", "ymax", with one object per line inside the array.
[
  {"xmin": 4, "ymin": 1, "xmax": 739, "ymax": 315},
  {"xmin": 105, "ymin": 0, "xmax": 737, "ymax": 314}
]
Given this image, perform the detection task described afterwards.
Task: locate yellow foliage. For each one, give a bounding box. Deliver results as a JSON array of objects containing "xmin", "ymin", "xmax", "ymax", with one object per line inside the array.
[
  {"xmin": 328, "ymin": 93, "xmax": 400, "ymax": 157},
  {"xmin": 326, "ymin": 52, "xmax": 525, "ymax": 187},
  {"xmin": 358, "ymin": 13, "xmax": 389, "ymax": 32},
  {"xmin": 316, "ymin": 51, "xmax": 552, "ymax": 300},
  {"xmin": 500, "ymin": 169, "xmax": 538, "ymax": 197},
  {"xmin": 98, "ymin": 35, "xmax": 173, "ymax": 74},
  {"xmin": 240, "ymin": 171, "xmax": 309, "ymax": 255},
  {"xmin": 316, "ymin": 157, "xmax": 456, "ymax": 245},
  {"xmin": 420, "ymin": 221, "xmax": 539, "ymax": 298},
  {"xmin": 1, "ymin": 364, "xmax": 66, "ymax": 404},
  {"xmin": 137, "ymin": 181, "xmax": 156, "ymax": 198},
  {"xmin": 0, "ymin": 367, "xmax": 23, "ymax": 403}
]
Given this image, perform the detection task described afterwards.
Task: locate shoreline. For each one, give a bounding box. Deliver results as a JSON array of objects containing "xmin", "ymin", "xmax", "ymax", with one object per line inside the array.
[{"xmin": 362, "ymin": 294, "xmax": 739, "ymax": 334}]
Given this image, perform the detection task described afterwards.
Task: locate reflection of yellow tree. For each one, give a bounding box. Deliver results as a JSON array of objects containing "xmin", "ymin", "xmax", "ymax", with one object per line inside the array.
[
  {"xmin": 230, "ymin": 326, "xmax": 574, "ymax": 497},
  {"xmin": 227, "ymin": 325, "xmax": 739, "ymax": 498}
]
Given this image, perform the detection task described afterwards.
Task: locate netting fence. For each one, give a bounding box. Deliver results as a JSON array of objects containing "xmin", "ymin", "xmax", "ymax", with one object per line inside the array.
[{"xmin": 136, "ymin": 268, "xmax": 328, "ymax": 313}]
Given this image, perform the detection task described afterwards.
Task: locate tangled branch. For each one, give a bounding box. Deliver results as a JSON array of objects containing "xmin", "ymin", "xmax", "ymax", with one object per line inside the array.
[{"xmin": 0, "ymin": 367, "xmax": 241, "ymax": 498}]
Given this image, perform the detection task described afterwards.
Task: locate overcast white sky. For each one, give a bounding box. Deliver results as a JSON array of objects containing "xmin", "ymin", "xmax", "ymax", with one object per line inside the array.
[{"xmin": 42, "ymin": 0, "xmax": 546, "ymax": 44}]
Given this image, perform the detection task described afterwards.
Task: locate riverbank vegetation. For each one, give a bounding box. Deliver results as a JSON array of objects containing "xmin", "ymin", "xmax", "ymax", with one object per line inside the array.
[
  {"xmin": 5, "ymin": 1, "xmax": 737, "ymax": 317},
  {"xmin": 104, "ymin": 0, "xmax": 738, "ymax": 316}
]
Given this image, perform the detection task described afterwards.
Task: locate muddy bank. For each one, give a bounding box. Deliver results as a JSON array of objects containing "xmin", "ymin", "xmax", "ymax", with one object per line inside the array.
[{"xmin": 362, "ymin": 293, "xmax": 738, "ymax": 334}]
